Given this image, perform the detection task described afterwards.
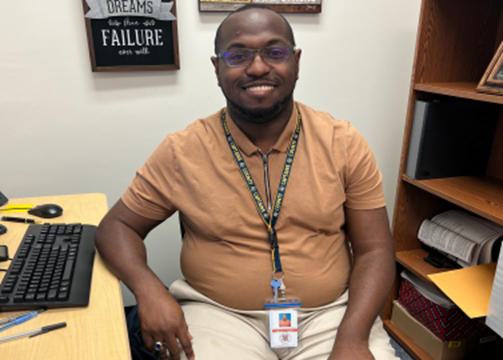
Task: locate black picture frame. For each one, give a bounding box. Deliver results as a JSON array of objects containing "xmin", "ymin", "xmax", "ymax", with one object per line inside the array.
[{"xmin": 82, "ymin": 0, "xmax": 180, "ymax": 72}]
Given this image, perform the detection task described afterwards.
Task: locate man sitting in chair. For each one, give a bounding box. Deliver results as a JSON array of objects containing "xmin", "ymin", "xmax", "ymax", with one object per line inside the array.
[{"xmin": 95, "ymin": 4, "xmax": 398, "ymax": 360}]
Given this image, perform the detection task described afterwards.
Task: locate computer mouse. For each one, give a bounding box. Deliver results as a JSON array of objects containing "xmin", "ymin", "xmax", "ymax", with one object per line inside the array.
[
  {"xmin": 28, "ymin": 204, "xmax": 63, "ymax": 218},
  {"xmin": 0, "ymin": 224, "xmax": 6, "ymax": 235}
]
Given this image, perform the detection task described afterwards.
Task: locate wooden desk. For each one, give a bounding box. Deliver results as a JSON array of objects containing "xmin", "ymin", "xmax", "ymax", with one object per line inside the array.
[{"xmin": 0, "ymin": 194, "xmax": 131, "ymax": 360}]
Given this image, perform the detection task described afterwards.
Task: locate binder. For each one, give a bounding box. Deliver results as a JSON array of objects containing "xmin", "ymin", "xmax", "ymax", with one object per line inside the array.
[{"xmin": 405, "ymin": 99, "xmax": 499, "ymax": 180}]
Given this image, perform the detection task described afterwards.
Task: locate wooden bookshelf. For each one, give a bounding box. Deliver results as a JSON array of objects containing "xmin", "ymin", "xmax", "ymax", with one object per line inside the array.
[{"xmin": 383, "ymin": 0, "xmax": 503, "ymax": 358}]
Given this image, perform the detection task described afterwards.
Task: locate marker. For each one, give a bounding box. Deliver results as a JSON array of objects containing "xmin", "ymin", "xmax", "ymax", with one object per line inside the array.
[
  {"xmin": 0, "ymin": 309, "xmax": 46, "ymax": 333},
  {"xmin": 0, "ymin": 216, "xmax": 41, "ymax": 224},
  {"xmin": 0, "ymin": 322, "xmax": 66, "ymax": 344}
]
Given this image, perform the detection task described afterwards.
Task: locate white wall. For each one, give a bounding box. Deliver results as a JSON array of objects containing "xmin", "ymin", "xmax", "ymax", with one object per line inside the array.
[{"xmin": 0, "ymin": 1, "xmax": 421, "ymax": 306}]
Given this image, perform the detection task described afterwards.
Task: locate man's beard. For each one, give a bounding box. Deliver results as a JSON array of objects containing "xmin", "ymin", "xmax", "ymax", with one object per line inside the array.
[{"xmin": 225, "ymin": 92, "xmax": 294, "ymax": 124}]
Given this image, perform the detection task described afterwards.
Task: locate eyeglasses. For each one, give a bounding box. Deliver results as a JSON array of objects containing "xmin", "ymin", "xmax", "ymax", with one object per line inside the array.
[{"xmin": 216, "ymin": 46, "xmax": 295, "ymax": 68}]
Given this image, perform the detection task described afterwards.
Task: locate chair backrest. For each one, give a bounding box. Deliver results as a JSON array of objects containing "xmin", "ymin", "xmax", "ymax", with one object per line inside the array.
[{"xmin": 179, "ymin": 213, "xmax": 185, "ymax": 240}]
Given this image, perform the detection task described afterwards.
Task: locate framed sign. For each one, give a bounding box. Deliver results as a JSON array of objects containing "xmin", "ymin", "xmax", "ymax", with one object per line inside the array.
[
  {"xmin": 199, "ymin": 0, "xmax": 321, "ymax": 13},
  {"xmin": 82, "ymin": 0, "xmax": 180, "ymax": 72},
  {"xmin": 477, "ymin": 41, "xmax": 503, "ymax": 95}
]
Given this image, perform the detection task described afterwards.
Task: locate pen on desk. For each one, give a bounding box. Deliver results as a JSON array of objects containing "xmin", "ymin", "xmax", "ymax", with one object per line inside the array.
[
  {"xmin": 0, "ymin": 310, "xmax": 43, "ymax": 326},
  {"xmin": 0, "ymin": 216, "xmax": 41, "ymax": 224},
  {"xmin": 0, "ymin": 309, "xmax": 46, "ymax": 333},
  {"xmin": 0, "ymin": 322, "xmax": 66, "ymax": 344}
]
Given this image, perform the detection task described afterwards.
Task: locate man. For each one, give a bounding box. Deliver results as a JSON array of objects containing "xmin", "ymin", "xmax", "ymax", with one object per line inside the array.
[
  {"xmin": 279, "ymin": 314, "xmax": 291, "ymax": 328},
  {"xmin": 95, "ymin": 5, "xmax": 397, "ymax": 360}
]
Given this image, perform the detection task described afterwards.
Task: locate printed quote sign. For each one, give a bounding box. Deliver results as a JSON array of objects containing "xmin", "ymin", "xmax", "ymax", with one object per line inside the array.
[{"xmin": 83, "ymin": 0, "xmax": 180, "ymax": 71}]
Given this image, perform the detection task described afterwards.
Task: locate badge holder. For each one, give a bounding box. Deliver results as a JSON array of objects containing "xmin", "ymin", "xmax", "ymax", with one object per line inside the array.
[{"xmin": 265, "ymin": 277, "xmax": 301, "ymax": 348}]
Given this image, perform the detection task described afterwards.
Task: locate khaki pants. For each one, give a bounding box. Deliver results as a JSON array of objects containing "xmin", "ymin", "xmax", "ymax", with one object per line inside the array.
[{"xmin": 169, "ymin": 280, "xmax": 398, "ymax": 360}]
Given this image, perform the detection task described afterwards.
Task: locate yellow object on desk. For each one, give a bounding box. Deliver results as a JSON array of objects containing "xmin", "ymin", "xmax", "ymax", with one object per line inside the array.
[{"xmin": 0, "ymin": 205, "xmax": 34, "ymax": 213}]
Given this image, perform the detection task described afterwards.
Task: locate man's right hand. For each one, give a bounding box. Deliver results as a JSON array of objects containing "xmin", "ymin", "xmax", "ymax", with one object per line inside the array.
[
  {"xmin": 137, "ymin": 286, "xmax": 195, "ymax": 360},
  {"xmin": 95, "ymin": 200, "xmax": 194, "ymax": 358}
]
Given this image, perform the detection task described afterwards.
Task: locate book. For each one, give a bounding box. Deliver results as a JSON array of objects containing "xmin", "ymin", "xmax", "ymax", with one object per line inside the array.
[
  {"xmin": 405, "ymin": 99, "xmax": 498, "ymax": 180},
  {"xmin": 418, "ymin": 210, "xmax": 503, "ymax": 267}
]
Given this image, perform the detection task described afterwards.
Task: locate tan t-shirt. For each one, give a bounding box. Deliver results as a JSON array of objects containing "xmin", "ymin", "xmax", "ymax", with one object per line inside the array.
[{"xmin": 122, "ymin": 102, "xmax": 386, "ymax": 310}]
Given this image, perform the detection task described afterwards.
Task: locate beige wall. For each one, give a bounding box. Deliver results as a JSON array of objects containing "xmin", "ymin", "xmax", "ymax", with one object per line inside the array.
[{"xmin": 0, "ymin": 0, "xmax": 421, "ymax": 305}]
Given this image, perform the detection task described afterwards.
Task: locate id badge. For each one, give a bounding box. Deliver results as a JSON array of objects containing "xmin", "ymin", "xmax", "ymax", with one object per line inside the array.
[{"xmin": 265, "ymin": 298, "xmax": 301, "ymax": 348}]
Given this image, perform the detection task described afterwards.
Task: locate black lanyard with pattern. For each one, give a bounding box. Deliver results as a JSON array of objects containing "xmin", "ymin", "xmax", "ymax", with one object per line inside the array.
[{"xmin": 221, "ymin": 106, "xmax": 301, "ymax": 277}]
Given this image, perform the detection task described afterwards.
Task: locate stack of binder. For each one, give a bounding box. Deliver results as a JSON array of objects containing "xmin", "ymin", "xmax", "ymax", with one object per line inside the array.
[{"xmin": 405, "ymin": 99, "xmax": 499, "ymax": 180}]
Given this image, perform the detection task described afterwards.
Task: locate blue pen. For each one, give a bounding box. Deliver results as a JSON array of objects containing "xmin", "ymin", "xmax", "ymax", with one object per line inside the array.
[
  {"xmin": 0, "ymin": 311, "xmax": 33, "ymax": 326},
  {"xmin": 0, "ymin": 309, "xmax": 46, "ymax": 333}
]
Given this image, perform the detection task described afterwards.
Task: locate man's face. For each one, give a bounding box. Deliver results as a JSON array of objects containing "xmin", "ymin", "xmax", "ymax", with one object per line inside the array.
[{"xmin": 212, "ymin": 9, "xmax": 301, "ymax": 122}]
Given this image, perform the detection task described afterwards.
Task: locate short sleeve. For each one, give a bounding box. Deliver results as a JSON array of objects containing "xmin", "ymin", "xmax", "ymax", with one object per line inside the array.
[
  {"xmin": 343, "ymin": 125, "xmax": 386, "ymax": 210},
  {"xmin": 121, "ymin": 136, "xmax": 178, "ymax": 220}
]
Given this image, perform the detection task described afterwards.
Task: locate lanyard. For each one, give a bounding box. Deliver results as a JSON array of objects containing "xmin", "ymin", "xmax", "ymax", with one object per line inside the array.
[{"xmin": 221, "ymin": 106, "xmax": 301, "ymax": 276}]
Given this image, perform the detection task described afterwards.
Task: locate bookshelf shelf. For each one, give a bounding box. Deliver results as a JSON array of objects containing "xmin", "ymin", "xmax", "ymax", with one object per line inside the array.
[
  {"xmin": 384, "ymin": 0, "xmax": 503, "ymax": 357},
  {"xmin": 396, "ymin": 249, "xmax": 453, "ymax": 287},
  {"xmin": 415, "ymin": 82, "xmax": 503, "ymax": 105},
  {"xmin": 383, "ymin": 320, "xmax": 434, "ymax": 360},
  {"xmin": 403, "ymin": 175, "xmax": 503, "ymax": 227}
]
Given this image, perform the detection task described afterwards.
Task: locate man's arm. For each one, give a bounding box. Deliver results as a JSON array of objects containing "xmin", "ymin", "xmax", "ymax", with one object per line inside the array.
[
  {"xmin": 95, "ymin": 199, "xmax": 195, "ymax": 360},
  {"xmin": 329, "ymin": 206, "xmax": 395, "ymax": 360}
]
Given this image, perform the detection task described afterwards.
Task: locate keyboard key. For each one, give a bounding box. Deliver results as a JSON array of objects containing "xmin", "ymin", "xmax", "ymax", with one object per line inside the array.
[
  {"xmin": 63, "ymin": 260, "xmax": 74, "ymax": 281},
  {"xmin": 47, "ymin": 289, "xmax": 57, "ymax": 301}
]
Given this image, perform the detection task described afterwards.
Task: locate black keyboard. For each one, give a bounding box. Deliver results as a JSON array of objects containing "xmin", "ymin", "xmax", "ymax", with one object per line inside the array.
[{"xmin": 0, "ymin": 223, "xmax": 96, "ymax": 310}]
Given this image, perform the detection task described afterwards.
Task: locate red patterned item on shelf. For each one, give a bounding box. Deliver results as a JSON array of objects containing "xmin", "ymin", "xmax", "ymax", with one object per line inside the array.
[{"xmin": 398, "ymin": 279, "xmax": 491, "ymax": 341}]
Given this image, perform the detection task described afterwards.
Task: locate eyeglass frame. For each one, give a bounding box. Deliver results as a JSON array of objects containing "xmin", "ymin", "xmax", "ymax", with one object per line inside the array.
[{"xmin": 215, "ymin": 45, "xmax": 297, "ymax": 68}]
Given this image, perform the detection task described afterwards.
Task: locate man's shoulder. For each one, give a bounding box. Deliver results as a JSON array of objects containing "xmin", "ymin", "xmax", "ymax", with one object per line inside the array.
[
  {"xmin": 168, "ymin": 108, "xmax": 224, "ymax": 144},
  {"xmin": 296, "ymin": 102, "xmax": 354, "ymax": 137}
]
